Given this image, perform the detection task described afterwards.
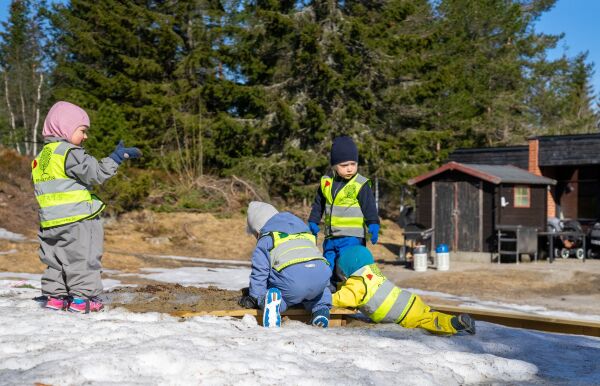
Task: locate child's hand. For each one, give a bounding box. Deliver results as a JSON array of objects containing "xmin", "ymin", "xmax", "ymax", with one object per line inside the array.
[
  {"xmin": 308, "ymin": 222, "xmax": 320, "ymax": 236},
  {"xmin": 109, "ymin": 140, "xmax": 142, "ymax": 164},
  {"xmin": 238, "ymin": 295, "xmax": 258, "ymax": 309},
  {"xmin": 368, "ymin": 224, "xmax": 380, "ymax": 245}
]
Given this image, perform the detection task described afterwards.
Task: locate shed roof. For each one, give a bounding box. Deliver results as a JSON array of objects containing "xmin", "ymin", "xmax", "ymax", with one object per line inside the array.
[{"xmin": 408, "ymin": 162, "xmax": 557, "ymax": 186}]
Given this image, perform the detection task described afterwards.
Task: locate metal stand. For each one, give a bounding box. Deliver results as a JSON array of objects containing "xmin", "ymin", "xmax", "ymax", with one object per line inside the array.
[
  {"xmin": 496, "ymin": 225, "xmax": 538, "ymax": 264},
  {"xmin": 398, "ymin": 226, "xmax": 434, "ymax": 263}
]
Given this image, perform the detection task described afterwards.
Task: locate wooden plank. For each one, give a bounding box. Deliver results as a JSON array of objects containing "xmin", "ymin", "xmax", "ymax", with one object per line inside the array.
[
  {"xmin": 429, "ymin": 304, "xmax": 600, "ymax": 337},
  {"xmin": 171, "ymin": 308, "xmax": 359, "ymax": 327},
  {"xmin": 171, "ymin": 305, "xmax": 600, "ymax": 337}
]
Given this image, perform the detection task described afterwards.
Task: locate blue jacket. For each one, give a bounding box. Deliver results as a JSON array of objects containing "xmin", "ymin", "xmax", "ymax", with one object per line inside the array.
[{"xmin": 248, "ymin": 212, "xmax": 331, "ymax": 307}]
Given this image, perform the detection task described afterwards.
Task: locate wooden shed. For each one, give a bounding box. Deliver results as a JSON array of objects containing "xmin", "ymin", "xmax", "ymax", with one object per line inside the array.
[
  {"xmin": 449, "ymin": 134, "xmax": 600, "ymax": 223},
  {"xmin": 408, "ymin": 162, "xmax": 556, "ymax": 254}
]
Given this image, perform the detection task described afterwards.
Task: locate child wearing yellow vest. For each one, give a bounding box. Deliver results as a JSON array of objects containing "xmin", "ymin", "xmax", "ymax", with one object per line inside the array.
[
  {"xmin": 308, "ymin": 136, "xmax": 380, "ymax": 287},
  {"xmin": 239, "ymin": 202, "xmax": 332, "ymax": 328},
  {"xmin": 333, "ymin": 245, "xmax": 476, "ymax": 335},
  {"xmin": 32, "ymin": 101, "xmax": 141, "ymax": 313}
]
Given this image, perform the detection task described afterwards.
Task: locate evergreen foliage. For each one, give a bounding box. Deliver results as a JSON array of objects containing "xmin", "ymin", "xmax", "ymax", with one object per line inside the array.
[{"xmin": 1, "ymin": 0, "xmax": 598, "ymax": 208}]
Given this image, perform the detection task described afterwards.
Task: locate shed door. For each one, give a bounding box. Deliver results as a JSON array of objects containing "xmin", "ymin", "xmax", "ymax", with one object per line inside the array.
[
  {"xmin": 456, "ymin": 181, "xmax": 481, "ymax": 252},
  {"xmin": 434, "ymin": 181, "xmax": 481, "ymax": 252}
]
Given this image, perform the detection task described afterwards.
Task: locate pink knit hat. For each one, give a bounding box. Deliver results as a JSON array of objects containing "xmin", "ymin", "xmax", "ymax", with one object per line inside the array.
[{"xmin": 42, "ymin": 101, "xmax": 90, "ymax": 140}]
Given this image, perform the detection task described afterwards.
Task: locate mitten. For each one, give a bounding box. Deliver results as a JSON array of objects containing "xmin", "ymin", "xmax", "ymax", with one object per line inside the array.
[
  {"xmin": 238, "ymin": 295, "xmax": 258, "ymax": 309},
  {"xmin": 368, "ymin": 223, "xmax": 380, "ymax": 245},
  {"xmin": 109, "ymin": 140, "xmax": 142, "ymax": 165},
  {"xmin": 308, "ymin": 221, "xmax": 320, "ymax": 236}
]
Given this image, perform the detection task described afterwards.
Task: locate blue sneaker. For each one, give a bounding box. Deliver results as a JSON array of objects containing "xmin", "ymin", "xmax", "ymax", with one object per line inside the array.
[
  {"xmin": 263, "ymin": 288, "xmax": 282, "ymax": 328},
  {"xmin": 311, "ymin": 308, "xmax": 330, "ymax": 328}
]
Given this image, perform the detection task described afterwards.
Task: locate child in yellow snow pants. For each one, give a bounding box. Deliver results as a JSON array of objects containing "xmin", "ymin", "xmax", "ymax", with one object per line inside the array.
[{"xmin": 332, "ymin": 245, "xmax": 475, "ymax": 335}]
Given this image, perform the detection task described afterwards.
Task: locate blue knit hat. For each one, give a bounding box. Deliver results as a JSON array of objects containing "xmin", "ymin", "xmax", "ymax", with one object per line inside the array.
[
  {"xmin": 330, "ymin": 136, "xmax": 358, "ymax": 166},
  {"xmin": 337, "ymin": 245, "xmax": 375, "ymax": 277}
]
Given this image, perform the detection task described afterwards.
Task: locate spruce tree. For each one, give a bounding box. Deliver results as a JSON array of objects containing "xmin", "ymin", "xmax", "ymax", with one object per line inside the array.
[
  {"xmin": 560, "ymin": 53, "xmax": 598, "ymax": 133},
  {"xmin": 425, "ymin": 0, "xmax": 562, "ymax": 146},
  {"xmin": 38, "ymin": 0, "xmax": 599, "ymax": 206},
  {"xmin": 48, "ymin": 0, "xmax": 239, "ymax": 181}
]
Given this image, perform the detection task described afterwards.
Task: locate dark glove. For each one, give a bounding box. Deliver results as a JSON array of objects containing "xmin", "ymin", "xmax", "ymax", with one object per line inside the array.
[
  {"xmin": 368, "ymin": 223, "xmax": 380, "ymax": 245},
  {"xmin": 308, "ymin": 221, "xmax": 320, "ymax": 236},
  {"xmin": 238, "ymin": 295, "xmax": 258, "ymax": 309},
  {"xmin": 109, "ymin": 140, "xmax": 142, "ymax": 165}
]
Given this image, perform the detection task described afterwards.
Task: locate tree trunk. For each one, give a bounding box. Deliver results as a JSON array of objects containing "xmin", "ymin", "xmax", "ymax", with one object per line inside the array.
[
  {"xmin": 19, "ymin": 78, "xmax": 30, "ymax": 155},
  {"xmin": 3, "ymin": 72, "xmax": 18, "ymax": 152},
  {"xmin": 32, "ymin": 72, "xmax": 43, "ymax": 156}
]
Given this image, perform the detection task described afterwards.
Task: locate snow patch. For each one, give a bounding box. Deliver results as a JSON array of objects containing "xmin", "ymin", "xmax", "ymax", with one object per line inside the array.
[
  {"xmin": 0, "ymin": 228, "xmax": 25, "ymax": 241},
  {"xmin": 145, "ymin": 254, "xmax": 251, "ymax": 266},
  {"xmin": 0, "ymin": 280, "xmax": 599, "ymax": 384},
  {"xmin": 130, "ymin": 266, "xmax": 251, "ymax": 290}
]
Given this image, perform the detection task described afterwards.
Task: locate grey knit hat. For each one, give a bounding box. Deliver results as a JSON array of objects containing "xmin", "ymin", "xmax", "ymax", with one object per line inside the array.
[{"xmin": 246, "ymin": 201, "xmax": 279, "ymax": 235}]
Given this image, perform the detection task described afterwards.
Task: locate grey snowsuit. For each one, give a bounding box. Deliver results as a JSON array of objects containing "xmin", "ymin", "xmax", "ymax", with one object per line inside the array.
[{"xmin": 38, "ymin": 138, "xmax": 118, "ymax": 298}]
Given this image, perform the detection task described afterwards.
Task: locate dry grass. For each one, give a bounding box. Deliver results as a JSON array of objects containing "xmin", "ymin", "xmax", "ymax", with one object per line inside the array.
[{"xmin": 0, "ymin": 211, "xmax": 405, "ymax": 275}]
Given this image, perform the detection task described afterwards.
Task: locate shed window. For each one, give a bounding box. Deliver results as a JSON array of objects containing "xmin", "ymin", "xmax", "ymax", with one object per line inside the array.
[{"xmin": 514, "ymin": 186, "xmax": 530, "ymax": 208}]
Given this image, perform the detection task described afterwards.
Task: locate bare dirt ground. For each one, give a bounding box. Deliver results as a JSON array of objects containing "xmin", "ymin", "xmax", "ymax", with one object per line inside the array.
[
  {"xmin": 108, "ymin": 284, "xmax": 243, "ymax": 313},
  {"xmin": 0, "ymin": 148, "xmax": 38, "ymax": 239},
  {"xmin": 2, "ymin": 209, "xmax": 600, "ymax": 318}
]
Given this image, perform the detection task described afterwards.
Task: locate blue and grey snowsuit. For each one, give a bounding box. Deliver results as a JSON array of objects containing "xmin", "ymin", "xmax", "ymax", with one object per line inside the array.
[{"xmin": 248, "ymin": 212, "xmax": 332, "ymax": 314}]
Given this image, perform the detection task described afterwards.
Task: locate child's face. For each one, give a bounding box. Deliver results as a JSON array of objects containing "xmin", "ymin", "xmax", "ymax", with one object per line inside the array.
[
  {"xmin": 334, "ymin": 161, "xmax": 358, "ymax": 180},
  {"xmin": 70, "ymin": 125, "xmax": 88, "ymax": 146}
]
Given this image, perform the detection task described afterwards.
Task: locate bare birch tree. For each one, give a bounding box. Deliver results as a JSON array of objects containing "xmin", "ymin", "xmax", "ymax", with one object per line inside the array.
[{"xmin": 0, "ymin": 0, "xmax": 48, "ymax": 156}]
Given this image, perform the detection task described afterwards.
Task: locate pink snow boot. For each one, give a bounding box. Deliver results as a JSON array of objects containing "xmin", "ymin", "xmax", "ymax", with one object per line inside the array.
[
  {"xmin": 68, "ymin": 297, "xmax": 104, "ymax": 313},
  {"xmin": 45, "ymin": 296, "xmax": 70, "ymax": 311}
]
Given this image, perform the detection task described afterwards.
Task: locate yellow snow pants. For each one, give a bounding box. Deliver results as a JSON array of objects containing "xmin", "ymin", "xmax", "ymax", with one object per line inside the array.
[{"xmin": 398, "ymin": 295, "xmax": 457, "ymax": 335}]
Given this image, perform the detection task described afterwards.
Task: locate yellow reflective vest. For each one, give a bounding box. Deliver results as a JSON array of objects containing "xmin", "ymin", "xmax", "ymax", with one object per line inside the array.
[
  {"xmin": 32, "ymin": 142, "xmax": 105, "ymax": 229},
  {"xmin": 320, "ymin": 173, "xmax": 370, "ymax": 238},
  {"xmin": 332, "ymin": 264, "xmax": 416, "ymax": 323},
  {"xmin": 267, "ymin": 231, "xmax": 328, "ymax": 271}
]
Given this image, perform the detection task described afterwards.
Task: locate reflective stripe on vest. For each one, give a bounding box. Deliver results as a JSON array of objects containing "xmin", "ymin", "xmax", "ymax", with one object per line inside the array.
[
  {"xmin": 268, "ymin": 231, "xmax": 328, "ymax": 272},
  {"xmin": 321, "ymin": 173, "xmax": 369, "ymax": 238},
  {"xmin": 32, "ymin": 142, "xmax": 105, "ymax": 229},
  {"xmin": 354, "ymin": 264, "xmax": 416, "ymax": 323}
]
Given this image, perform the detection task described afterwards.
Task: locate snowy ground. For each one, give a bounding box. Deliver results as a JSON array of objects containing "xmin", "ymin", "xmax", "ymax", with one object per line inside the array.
[
  {"xmin": 119, "ymin": 266, "xmax": 252, "ymax": 291},
  {"xmin": 1, "ymin": 228, "xmax": 599, "ymax": 384},
  {"xmin": 1, "ymin": 276, "xmax": 599, "ymax": 385}
]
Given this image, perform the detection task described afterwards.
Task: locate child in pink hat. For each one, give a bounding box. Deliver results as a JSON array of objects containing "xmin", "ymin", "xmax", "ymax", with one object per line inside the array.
[{"xmin": 32, "ymin": 101, "xmax": 141, "ymax": 313}]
